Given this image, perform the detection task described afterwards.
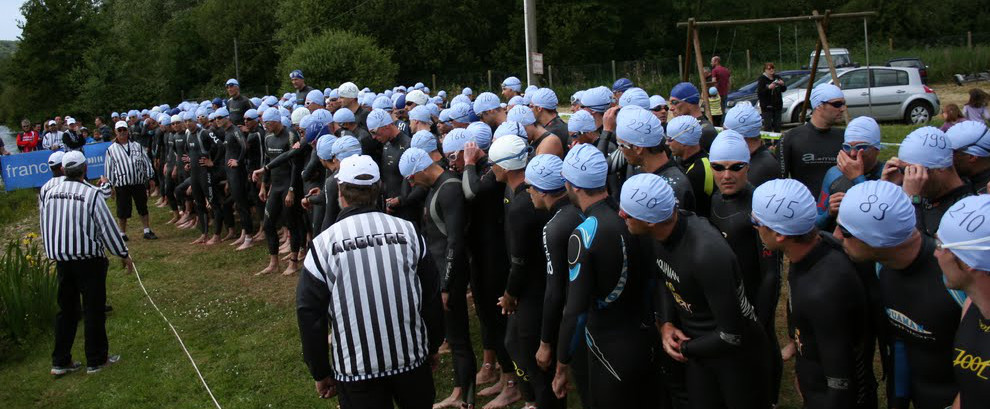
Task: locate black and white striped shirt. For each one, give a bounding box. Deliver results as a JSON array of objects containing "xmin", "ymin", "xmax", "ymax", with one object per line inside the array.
[
  {"xmin": 298, "ymin": 207, "xmax": 443, "ymax": 382},
  {"xmin": 105, "ymin": 140, "xmax": 153, "ymax": 186},
  {"xmin": 39, "ymin": 179, "xmax": 129, "ymax": 261}
]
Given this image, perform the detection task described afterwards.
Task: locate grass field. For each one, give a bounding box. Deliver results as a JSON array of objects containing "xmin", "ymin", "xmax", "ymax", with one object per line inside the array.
[{"xmin": 0, "ymin": 112, "xmax": 937, "ymax": 407}]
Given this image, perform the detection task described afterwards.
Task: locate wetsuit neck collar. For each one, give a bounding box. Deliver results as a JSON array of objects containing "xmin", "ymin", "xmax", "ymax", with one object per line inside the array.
[
  {"xmin": 681, "ymin": 150, "xmax": 707, "ymax": 165},
  {"xmin": 336, "ymin": 206, "xmax": 379, "ymax": 223},
  {"xmin": 719, "ymin": 183, "xmax": 753, "ymax": 200},
  {"xmin": 900, "ymin": 234, "xmax": 936, "ymax": 273},
  {"xmin": 549, "ymin": 196, "xmax": 571, "ymax": 214},
  {"xmin": 929, "ymin": 183, "xmax": 971, "ymax": 207},
  {"xmin": 663, "ymin": 211, "xmax": 689, "ymax": 245},
  {"xmin": 804, "ymin": 120, "xmax": 832, "ymax": 134},
  {"xmin": 791, "ymin": 233, "xmax": 829, "ymax": 271},
  {"xmin": 584, "ymin": 198, "xmax": 611, "ymax": 215},
  {"xmin": 645, "ymin": 154, "xmax": 677, "ymax": 175}
]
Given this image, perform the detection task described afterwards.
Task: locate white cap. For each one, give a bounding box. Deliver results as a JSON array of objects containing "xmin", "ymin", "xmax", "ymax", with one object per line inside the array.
[
  {"xmin": 338, "ymin": 82, "xmax": 359, "ymax": 99},
  {"xmin": 336, "ymin": 155, "xmax": 380, "ymax": 185},
  {"xmin": 47, "ymin": 120, "xmax": 56, "ymax": 126},
  {"xmin": 66, "ymin": 118, "xmax": 77, "ymax": 125},
  {"xmin": 62, "ymin": 151, "xmax": 87, "ymax": 169},
  {"xmin": 406, "ymin": 90, "xmax": 429, "ymax": 106},
  {"xmin": 48, "ymin": 151, "xmax": 65, "ymax": 167},
  {"xmin": 114, "ymin": 121, "xmax": 128, "ymax": 129}
]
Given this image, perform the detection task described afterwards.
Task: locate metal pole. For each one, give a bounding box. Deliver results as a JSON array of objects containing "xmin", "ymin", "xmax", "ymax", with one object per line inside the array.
[
  {"xmin": 523, "ymin": 0, "xmax": 540, "ymax": 86},
  {"xmin": 794, "ymin": 25, "xmax": 799, "ymax": 66},
  {"xmin": 233, "ymin": 38, "xmax": 240, "ymax": 80},
  {"xmin": 778, "ymin": 26, "xmax": 782, "ymax": 65},
  {"xmin": 864, "ymin": 19, "xmax": 870, "ymax": 69},
  {"xmin": 548, "ymin": 65, "xmax": 553, "ymax": 88}
]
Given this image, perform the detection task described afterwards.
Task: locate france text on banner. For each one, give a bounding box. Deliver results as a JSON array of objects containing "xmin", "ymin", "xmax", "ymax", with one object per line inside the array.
[{"xmin": 0, "ymin": 142, "xmax": 112, "ymax": 191}]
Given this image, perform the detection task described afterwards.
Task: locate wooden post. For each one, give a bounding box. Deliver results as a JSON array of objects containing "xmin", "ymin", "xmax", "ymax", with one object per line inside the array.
[
  {"xmin": 678, "ymin": 54, "xmax": 683, "ymax": 80},
  {"xmin": 432, "ymin": 74, "xmax": 437, "ymax": 93},
  {"xmin": 611, "ymin": 60, "xmax": 617, "ymax": 82},
  {"xmin": 683, "ymin": 19, "xmax": 694, "ymax": 82},
  {"xmin": 800, "ymin": 13, "xmax": 825, "ymax": 123},
  {"xmin": 548, "ymin": 65, "xmax": 553, "ymax": 88},
  {"xmin": 814, "ymin": 10, "xmax": 850, "ymax": 123},
  {"xmin": 968, "ymin": 31, "xmax": 973, "ymax": 49},
  {"xmin": 487, "ymin": 70, "xmax": 492, "ymax": 91},
  {"xmin": 888, "ymin": 37, "xmax": 893, "ymax": 51},
  {"xmin": 692, "ymin": 26, "xmax": 714, "ymax": 123},
  {"xmin": 746, "ymin": 49, "xmax": 751, "ymax": 78}
]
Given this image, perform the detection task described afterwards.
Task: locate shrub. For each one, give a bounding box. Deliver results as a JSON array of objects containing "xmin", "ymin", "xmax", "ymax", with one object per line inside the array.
[
  {"xmin": 0, "ymin": 233, "xmax": 58, "ymax": 343},
  {"xmin": 279, "ymin": 30, "xmax": 399, "ymax": 92}
]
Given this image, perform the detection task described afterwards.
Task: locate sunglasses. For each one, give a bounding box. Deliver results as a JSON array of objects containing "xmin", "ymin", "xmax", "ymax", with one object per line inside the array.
[
  {"xmin": 750, "ymin": 215, "xmax": 764, "ymax": 228},
  {"xmin": 446, "ymin": 151, "xmax": 460, "ymax": 162},
  {"xmin": 711, "ymin": 162, "xmax": 748, "ymax": 172},
  {"xmin": 617, "ymin": 142, "xmax": 634, "ymax": 150},
  {"xmin": 651, "ymin": 106, "xmax": 669, "ymax": 112},
  {"xmin": 669, "ymin": 99, "xmax": 682, "ymax": 106},
  {"xmin": 825, "ymin": 100, "xmax": 846, "ymax": 108},
  {"xmin": 842, "ymin": 143, "xmax": 878, "ymax": 153},
  {"xmin": 838, "ymin": 224, "xmax": 855, "ymax": 239}
]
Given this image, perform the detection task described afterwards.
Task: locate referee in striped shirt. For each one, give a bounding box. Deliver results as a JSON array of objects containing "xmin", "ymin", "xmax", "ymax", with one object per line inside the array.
[
  {"xmin": 297, "ymin": 155, "xmax": 444, "ymax": 408},
  {"xmin": 105, "ymin": 120, "xmax": 158, "ymax": 240},
  {"xmin": 41, "ymin": 151, "xmax": 133, "ymax": 376}
]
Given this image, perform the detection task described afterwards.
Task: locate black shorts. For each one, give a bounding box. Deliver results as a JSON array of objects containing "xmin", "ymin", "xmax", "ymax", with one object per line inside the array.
[{"xmin": 115, "ymin": 184, "xmax": 148, "ymax": 219}]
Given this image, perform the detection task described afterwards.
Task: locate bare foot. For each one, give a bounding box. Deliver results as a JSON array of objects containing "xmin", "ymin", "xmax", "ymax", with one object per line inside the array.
[
  {"xmin": 231, "ymin": 233, "xmax": 246, "ymax": 246},
  {"xmin": 190, "ymin": 235, "xmax": 207, "ymax": 245},
  {"xmin": 476, "ymin": 362, "xmax": 499, "ymax": 385},
  {"xmin": 781, "ymin": 340, "xmax": 797, "ymax": 361},
  {"xmin": 438, "ymin": 341, "xmax": 451, "ymax": 354},
  {"xmin": 281, "ymin": 260, "xmax": 300, "ymax": 276},
  {"xmin": 255, "ymin": 262, "xmax": 279, "ymax": 276},
  {"xmin": 478, "ymin": 377, "xmax": 503, "ymax": 397},
  {"xmin": 252, "ymin": 231, "xmax": 265, "ymax": 241},
  {"xmin": 235, "ymin": 238, "xmax": 256, "ymax": 251},
  {"xmin": 433, "ymin": 388, "xmax": 464, "ymax": 409},
  {"xmin": 222, "ymin": 230, "xmax": 237, "ymax": 241},
  {"xmin": 483, "ymin": 380, "xmax": 521, "ymax": 409},
  {"xmin": 205, "ymin": 235, "xmax": 220, "ymax": 245}
]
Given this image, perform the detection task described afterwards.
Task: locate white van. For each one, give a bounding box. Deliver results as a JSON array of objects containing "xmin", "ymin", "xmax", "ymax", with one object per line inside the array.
[{"xmin": 804, "ymin": 48, "xmax": 856, "ymax": 71}]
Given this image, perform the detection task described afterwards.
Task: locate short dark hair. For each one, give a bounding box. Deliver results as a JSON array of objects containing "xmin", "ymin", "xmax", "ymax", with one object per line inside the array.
[
  {"xmin": 580, "ymin": 186, "xmax": 606, "ymax": 195},
  {"xmin": 339, "ymin": 181, "xmax": 380, "ymax": 208},
  {"xmin": 788, "ymin": 228, "xmax": 819, "ymax": 244},
  {"xmin": 64, "ymin": 165, "xmax": 86, "ymax": 179}
]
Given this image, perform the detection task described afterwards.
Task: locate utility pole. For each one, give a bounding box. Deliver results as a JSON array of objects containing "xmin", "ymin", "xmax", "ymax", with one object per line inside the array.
[
  {"xmin": 233, "ymin": 38, "xmax": 240, "ymax": 80},
  {"xmin": 523, "ymin": 0, "xmax": 541, "ymax": 86}
]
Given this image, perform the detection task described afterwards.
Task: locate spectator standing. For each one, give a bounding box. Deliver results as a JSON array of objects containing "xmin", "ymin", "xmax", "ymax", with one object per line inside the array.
[
  {"xmin": 757, "ymin": 63, "xmax": 788, "ymax": 132},
  {"xmin": 963, "ymin": 88, "xmax": 990, "ymax": 123},
  {"xmin": 707, "ymin": 86, "xmax": 723, "ymax": 126},
  {"xmin": 95, "ymin": 117, "xmax": 112, "ymax": 142},
  {"xmin": 104, "ymin": 121, "xmax": 158, "ymax": 241},
  {"xmin": 711, "ymin": 56, "xmax": 731, "ymax": 113},
  {"xmin": 16, "ymin": 119, "xmax": 40, "ymax": 152},
  {"xmin": 42, "ymin": 120, "xmax": 64, "ymax": 151}
]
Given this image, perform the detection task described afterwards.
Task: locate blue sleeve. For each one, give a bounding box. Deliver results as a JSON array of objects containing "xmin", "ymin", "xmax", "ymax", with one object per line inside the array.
[{"xmin": 815, "ymin": 167, "xmax": 842, "ymax": 229}]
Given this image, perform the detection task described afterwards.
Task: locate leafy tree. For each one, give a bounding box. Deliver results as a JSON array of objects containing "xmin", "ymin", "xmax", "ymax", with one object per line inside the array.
[{"xmin": 279, "ymin": 30, "xmax": 398, "ymax": 91}]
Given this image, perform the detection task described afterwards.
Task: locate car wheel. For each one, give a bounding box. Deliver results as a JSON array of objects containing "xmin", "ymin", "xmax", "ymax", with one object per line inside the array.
[
  {"xmin": 791, "ymin": 107, "xmax": 810, "ymax": 124},
  {"xmin": 905, "ymin": 101, "xmax": 932, "ymax": 124}
]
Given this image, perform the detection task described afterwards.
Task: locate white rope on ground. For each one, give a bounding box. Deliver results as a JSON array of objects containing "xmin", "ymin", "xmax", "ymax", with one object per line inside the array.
[{"xmin": 131, "ymin": 261, "xmax": 223, "ymax": 409}]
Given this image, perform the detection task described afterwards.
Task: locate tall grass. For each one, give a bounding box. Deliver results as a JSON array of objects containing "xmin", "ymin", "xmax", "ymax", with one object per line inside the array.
[
  {"xmin": 0, "ymin": 233, "xmax": 58, "ymax": 343},
  {"xmin": 0, "ymin": 189, "xmax": 40, "ymax": 228}
]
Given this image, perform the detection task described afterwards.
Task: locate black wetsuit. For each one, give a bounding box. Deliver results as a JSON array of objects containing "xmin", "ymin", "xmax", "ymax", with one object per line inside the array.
[
  {"xmin": 461, "ymin": 158, "xmax": 513, "ymax": 374},
  {"xmin": 161, "ymin": 131, "xmax": 177, "ymax": 210},
  {"xmin": 201, "ymin": 125, "xmax": 229, "ymax": 236},
  {"xmin": 422, "ymin": 170, "xmax": 474, "ymax": 397},
  {"xmin": 655, "ymin": 211, "xmax": 770, "ymax": 409},
  {"xmin": 747, "ymin": 145, "xmax": 780, "ymax": 188},
  {"xmin": 306, "ymin": 172, "xmax": 340, "ymax": 234},
  {"xmin": 679, "ymin": 150, "xmax": 713, "ymax": 218},
  {"xmin": 244, "ymin": 125, "xmax": 265, "ymax": 217},
  {"xmin": 294, "ymin": 85, "xmax": 314, "ymax": 106},
  {"xmin": 953, "ymin": 304, "xmax": 990, "ymax": 409},
  {"xmin": 779, "ymin": 122, "xmax": 843, "ymax": 195},
  {"xmin": 788, "ymin": 234, "xmax": 877, "ymax": 409},
  {"xmin": 878, "ymin": 235, "xmax": 962, "ymax": 409},
  {"xmin": 558, "ymin": 199, "xmax": 654, "ymax": 408},
  {"xmin": 502, "ymin": 183, "xmax": 559, "ymax": 408},
  {"xmin": 379, "ymin": 131, "xmax": 426, "ymax": 225},
  {"xmin": 968, "ymin": 168, "xmax": 990, "ymax": 194},
  {"xmin": 172, "ymin": 128, "xmax": 189, "ymax": 207},
  {"xmin": 226, "ymin": 95, "xmax": 254, "ymax": 126},
  {"xmin": 539, "ymin": 199, "xmax": 590, "ymax": 407},
  {"xmin": 544, "ymin": 116, "xmax": 568, "ymax": 143},
  {"xmin": 186, "ymin": 126, "xmax": 211, "ymax": 235},
  {"xmin": 222, "ymin": 125, "xmax": 253, "ymax": 234},
  {"xmin": 917, "ymin": 184, "xmax": 973, "ymax": 237},
  {"xmin": 261, "ymin": 127, "xmax": 303, "ymax": 255},
  {"xmin": 698, "ymin": 115, "xmax": 718, "ymax": 154},
  {"xmin": 709, "ymin": 184, "xmax": 783, "ymax": 402},
  {"xmin": 607, "ymin": 153, "xmax": 695, "ymax": 212}
]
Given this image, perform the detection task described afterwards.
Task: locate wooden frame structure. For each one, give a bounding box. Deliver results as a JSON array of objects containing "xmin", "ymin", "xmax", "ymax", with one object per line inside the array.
[{"xmin": 677, "ymin": 10, "xmax": 876, "ymax": 124}]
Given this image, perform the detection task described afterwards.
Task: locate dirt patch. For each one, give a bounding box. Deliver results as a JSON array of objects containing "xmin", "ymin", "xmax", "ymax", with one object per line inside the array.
[{"xmin": 930, "ymin": 81, "xmax": 989, "ymax": 108}]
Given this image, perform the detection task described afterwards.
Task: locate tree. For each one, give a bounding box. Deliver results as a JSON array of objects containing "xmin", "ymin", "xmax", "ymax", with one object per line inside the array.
[{"xmin": 279, "ymin": 30, "xmax": 399, "ymax": 91}]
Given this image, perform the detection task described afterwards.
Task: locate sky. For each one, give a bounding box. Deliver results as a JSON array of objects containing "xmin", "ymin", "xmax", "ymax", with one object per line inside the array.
[{"xmin": 0, "ymin": 1, "xmax": 25, "ymax": 41}]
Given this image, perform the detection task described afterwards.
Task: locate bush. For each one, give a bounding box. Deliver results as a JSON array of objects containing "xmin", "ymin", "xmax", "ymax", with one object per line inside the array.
[
  {"xmin": 280, "ymin": 30, "xmax": 399, "ymax": 92},
  {"xmin": 0, "ymin": 233, "xmax": 58, "ymax": 343}
]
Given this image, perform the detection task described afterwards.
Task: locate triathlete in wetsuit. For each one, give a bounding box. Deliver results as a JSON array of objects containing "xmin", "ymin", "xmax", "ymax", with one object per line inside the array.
[
  {"xmin": 667, "ymin": 115, "xmax": 714, "ymax": 218},
  {"xmin": 610, "ymin": 106, "xmax": 695, "ymax": 211},
  {"xmin": 815, "ymin": 116, "xmax": 886, "ymax": 232},
  {"xmin": 553, "ymin": 144, "xmax": 654, "ymax": 407},
  {"xmin": 256, "ymin": 111, "xmax": 304, "ymax": 275},
  {"xmin": 778, "ymin": 84, "xmax": 846, "ymax": 196},
  {"xmin": 185, "ymin": 114, "xmax": 212, "ymax": 240},
  {"xmin": 836, "ymin": 180, "xmax": 962, "ymax": 409},
  {"xmin": 399, "ymin": 148, "xmax": 474, "ymax": 408},
  {"xmin": 221, "ymin": 114, "xmax": 254, "ymax": 241}
]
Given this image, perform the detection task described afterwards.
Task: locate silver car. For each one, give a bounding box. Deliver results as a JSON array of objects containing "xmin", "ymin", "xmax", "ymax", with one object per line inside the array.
[{"xmin": 779, "ymin": 66, "xmax": 940, "ymax": 124}]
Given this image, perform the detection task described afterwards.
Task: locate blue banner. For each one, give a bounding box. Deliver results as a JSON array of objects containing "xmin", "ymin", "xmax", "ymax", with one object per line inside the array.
[{"xmin": 0, "ymin": 142, "xmax": 112, "ymax": 191}]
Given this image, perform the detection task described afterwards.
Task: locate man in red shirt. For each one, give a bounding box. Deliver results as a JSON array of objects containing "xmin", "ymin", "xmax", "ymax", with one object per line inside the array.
[
  {"xmin": 711, "ymin": 56, "xmax": 731, "ymax": 114},
  {"xmin": 16, "ymin": 119, "xmax": 40, "ymax": 152}
]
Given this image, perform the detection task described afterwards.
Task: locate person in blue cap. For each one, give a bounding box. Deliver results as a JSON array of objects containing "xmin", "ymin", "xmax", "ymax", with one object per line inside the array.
[
  {"xmin": 159, "ymin": 114, "xmax": 182, "ymax": 223},
  {"xmin": 173, "ymin": 112, "xmax": 197, "ymax": 229},
  {"xmin": 708, "ymin": 131, "xmax": 784, "ymax": 400},
  {"xmin": 290, "ymin": 69, "xmax": 314, "ymax": 107},
  {"xmin": 332, "ymin": 108, "xmax": 374, "ymax": 156},
  {"xmin": 566, "ymin": 109, "xmax": 600, "ymax": 148},
  {"xmin": 946, "ymin": 120, "xmax": 990, "ymax": 194},
  {"xmin": 835, "ymin": 180, "xmax": 963, "ymax": 409},
  {"xmin": 611, "ymin": 106, "xmax": 695, "ymax": 211},
  {"xmin": 667, "ymin": 114, "xmax": 715, "ymax": 217},
  {"xmin": 508, "ymin": 106, "xmax": 563, "ymax": 159},
  {"xmin": 399, "ymin": 147, "xmax": 476, "ymax": 409},
  {"xmin": 780, "ymin": 83, "xmax": 846, "ymax": 196},
  {"xmin": 407, "ymin": 105, "xmax": 433, "ymax": 136},
  {"xmin": 620, "ymin": 171, "xmax": 771, "ymax": 409},
  {"xmin": 216, "ymin": 105, "xmax": 255, "ymax": 250},
  {"xmin": 751, "ymin": 179, "xmax": 877, "ymax": 409},
  {"xmin": 240, "ymin": 108, "xmax": 266, "ymax": 238},
  {"xmin": 462, "ymin": 87, "xmax": 474, "ymax": 101},
  {"xmin": 180, "ymin": 106, "xmax": 220, "ymax": 244},
  {"xmin": 611, "ymin": 78, "xmax": 634, "ymax": 100},
  {"xmin": 669, "ymin": 82, "xmax": 718, "ymax": 152},
  {"xmin": 722, "ymin": 103, "xmax": 780, "ymax": 187},
  {"xmin": 523, "ymin": 154, "xmax": 591, "ymax": 408},
  {"xmin": 551, "ymin": 144, "xmax": 655, "ymax": 407},
  {"xmin": 410, "ymin": 130, "xmax": 442, "ymax": 163},
  {"xmin": 337, "ymin": 82, "xmax": 368, "ymax": 130},
  {"xmin": 816, "ymin": 116, "xmax": 886, "ymax": 231},
  {"xmin": 225, "ymin": 78, "xmax": 254, "ymax": 126},
  {"xmin": 935, "ymin": 195, "xmax": 990, "ymax": 409},
  {"xmin": 302, "ymin": 135, "xmax": 362, "ymax": 233},
  {"xmin": 304, "ymin": 89, "xmax": 325, "ymax": 112},
  {"xmin": 529, "ymin": 88, "xmax": 568, "ymax": 145},
  {"xmin": 366, "ymin": 108, "xmax": 423, "ymax": 225},
  {"xmin": 883, "ymin": 126, "xmax": 971, "ymax": 236},
  {"xmin": 253, "ymin": 108, "xmax": 305, "ymax": 276},
  {"xmin": 474, "ymin": 92, "xmax": 505, "ymax": 131},
  {"xmin": 201, "ymin": 108, "xmax": 235, "ymax": 246},
  {"xmin": 501, "ymin": 76, "xmax": 522, "ymax": 100}
]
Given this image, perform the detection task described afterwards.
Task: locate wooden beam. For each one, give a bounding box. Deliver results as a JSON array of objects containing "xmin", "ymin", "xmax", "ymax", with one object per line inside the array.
[
  {"xmin": 799, "ymin": 17, "xmax": 824, "ymax": 124},
  {"xmin": 682, "ymin": 19, "xmax": 694, "ymax": 82},
  {"xmin": 692, "ymin": 26, "xmax": 714, "ymax": 124},
  {"xmin": 676, "ymin": 11, "xmax": 876, "ymax": 28},
  {"xmin": 814, "ymin": 10, "xmax": 850, "ymax": 123}
]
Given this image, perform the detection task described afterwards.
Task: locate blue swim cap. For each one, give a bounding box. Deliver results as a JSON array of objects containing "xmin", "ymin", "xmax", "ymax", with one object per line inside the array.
[
  {"xmin": 937, "ymin": 195, "xmax": 990, "ymax": 271},
  {"xmin": 331, "ymin": 135, "xmax": 362, "ymax": 161},
  {"xmin": 399, "ymin": 147, "xmax": 432, "ymax": 178},
  {"xmin": 567, "ymin": 110, "xmax": 596, "ymax": 134},
  {"xmin": 709, "ymin": 130, "xmax": 751, "ymax": 164},
  {"xmin": 411, "ymin": 130, "xmax": 438, "ymax": 152},
  {"xmin": 616, "ymin": 106, "xmax": 664, "ymax": 147},
  {"xmin": 946, "ymin": 120, "xmax": 990, "ymax": 157},
  {"xmin": 620, "ymin": 173, "xmax": 676, "ymax": 223},
  {"xmin": 494, "ymin": 121, "xmax": 526, "ymax": 140},
  {"xmin": 670, "ymin": 82, "xmax": 700, "ymax": 105},
  {"xmin": 467, "ymin": 121, "xmax": 494, "ymax": 151},
  {"xmin": 525, "ymin": 154, "xmax": 566, "ymax": 192},
  {"xmin": 751, "ymin": 179, "xmax": 817, "ymax": 236},
  {"xmin": 844, "ymin": 116, "xmax": 882, "ymax": 147},
  {"xmin": 618, "ymin": 87, "xmax": 650, "ymax": 109},
  {"xmin": 837, "ymin": 180, "xmax": 916, "ymax": 248},
  {"xmin": 665, "ymin": 115, "xmax": 702, "ymax": 146},
  {"xmin": 723, "ymin": 104, "xmax": 762, "ymax": 138},
  {"xmin": 530, "ymin": 88, "xmax": 558, "ymax": 110},
  {"xmin": 561, "ymin": 143, "xmax": 607, "ymax": 189},
  {"xmin": 316, "ymin": 134, "xmax": 336, "ymax": 160},
  {"xmin": 507, "ymin": 105, "xmax": 536, "ymax": 125},
  {"xmin": 899, "ymin": 126, "xmax": 953, "ymax": 169}
]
